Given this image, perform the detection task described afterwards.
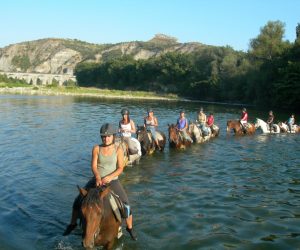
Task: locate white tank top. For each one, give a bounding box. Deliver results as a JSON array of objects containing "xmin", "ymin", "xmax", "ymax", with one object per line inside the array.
[{"xmin": 120, "ymin": 122, "xmax": 132, "ymax": 137}]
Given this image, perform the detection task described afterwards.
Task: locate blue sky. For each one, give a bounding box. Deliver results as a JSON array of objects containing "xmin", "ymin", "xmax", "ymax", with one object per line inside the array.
[{"xmin": 1, "ymin": 0, "xmax": 299, "ymax": 51}]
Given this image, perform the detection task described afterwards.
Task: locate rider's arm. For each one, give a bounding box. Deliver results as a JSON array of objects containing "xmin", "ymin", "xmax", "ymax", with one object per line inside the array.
[
  {"xmin": 130, "ymin": 120, "xmax": 136, "ymax": 133},
  {"xmin": 185, "ymin": 119, "xmax": 188, "ymax": 129},
  {"xmin": 91, "ymin": 145, "xmax": 102, "ymax": 186},
  {"xmin": 154, "ymin": 117, "xmax": 158, "ymax": 127}
]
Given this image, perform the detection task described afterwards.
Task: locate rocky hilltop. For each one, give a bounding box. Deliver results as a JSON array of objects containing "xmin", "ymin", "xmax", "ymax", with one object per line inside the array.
[{"xmin": 0, "ymin": 34, "xmax": 204, "ymax": 75}]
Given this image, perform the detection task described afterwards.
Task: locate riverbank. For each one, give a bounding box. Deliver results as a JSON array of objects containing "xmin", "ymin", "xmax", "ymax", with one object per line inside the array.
[
  {"xmin": 0, "ymin": 83, "xmax": 255, "ymax": 107},
  {"xmin": 0, "ymin": 84, "xmax": 181, "ymax": 101}
]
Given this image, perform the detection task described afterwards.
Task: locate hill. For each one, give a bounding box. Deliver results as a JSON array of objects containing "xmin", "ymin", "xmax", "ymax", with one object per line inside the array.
[{"xmin": 0, "ymin": 34, "xmax": 206, "ymax": 75}]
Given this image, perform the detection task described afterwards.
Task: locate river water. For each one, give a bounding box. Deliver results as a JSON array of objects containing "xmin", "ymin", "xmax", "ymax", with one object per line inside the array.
[{"xmin": 0, "ymin": 94, "xmax": 299, "ymax": 250}]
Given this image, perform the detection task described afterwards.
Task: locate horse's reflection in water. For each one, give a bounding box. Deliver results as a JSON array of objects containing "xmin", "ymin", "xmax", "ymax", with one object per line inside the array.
[{"xmin": 79, "ymin": 186, "xmax": 120, "ymax": 250}]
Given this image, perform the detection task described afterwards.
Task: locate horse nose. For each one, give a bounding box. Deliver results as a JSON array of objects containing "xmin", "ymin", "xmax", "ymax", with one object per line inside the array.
[{"xmin": 82, "ymin": 240, "xmax": 94, "ymax": 249}]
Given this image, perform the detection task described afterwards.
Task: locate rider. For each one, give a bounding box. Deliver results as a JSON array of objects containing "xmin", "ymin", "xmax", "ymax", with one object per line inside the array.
[
  {"xmin": 267, "ymin": 110, "xmax": 274, "ymax": 132},
  {"xmin": 206, "ymin": 113, "xmax": 214, "ymax": 128},
  {"xmin": 119, "ymin": 108, "xmax": 138, "ymax": 154},
  {"xmin": 240, "ymin": 108, "xmax": 248, "ymax": 132},
  {"xmin": 176, "ymin": 110, "xmax": 193, "ymax": 143},
  {"xmin": 197, "ymin": 107, "xmax": 207, "ymax": 130},
  {"xmin": 144, "ymin": 109, "xmax": 161, "ymax": 150},
  {"xmin": 63, "ymin": 123, "xmax": 137, "ymax": 241},
  {"xmin": 287, "ymin": 114, "xmax": 295, "ymax": 133}
]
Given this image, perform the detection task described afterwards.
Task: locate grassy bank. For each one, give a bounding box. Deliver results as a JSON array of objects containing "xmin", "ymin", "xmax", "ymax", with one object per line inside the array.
[{"xmin": 0, "ymin": 82, "xmax": 180, "ymax": 101}]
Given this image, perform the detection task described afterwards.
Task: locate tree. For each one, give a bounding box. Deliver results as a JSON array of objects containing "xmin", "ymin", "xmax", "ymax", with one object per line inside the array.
[{"xmin": 249, "ymin": 21, "xmax": 288, "ymax": 61}]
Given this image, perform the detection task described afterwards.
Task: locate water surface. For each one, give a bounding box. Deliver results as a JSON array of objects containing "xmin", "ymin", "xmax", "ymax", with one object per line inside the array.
[{"xmin": 0, "ymin": 95, "xmax": 299, "ymax": 250}]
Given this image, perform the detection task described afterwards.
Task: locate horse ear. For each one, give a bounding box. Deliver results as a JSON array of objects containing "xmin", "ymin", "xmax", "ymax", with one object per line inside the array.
[{"xmin": 78, "ymin": 185, "xmax": 88, "ymax": 197}]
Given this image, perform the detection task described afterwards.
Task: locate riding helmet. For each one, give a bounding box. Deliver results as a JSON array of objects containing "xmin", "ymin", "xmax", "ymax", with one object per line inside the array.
[
  {"xmin": 99, "ymin": 123, "xmax": 117, "ymax": 136},
  {"xmin": 242, "ymin": 108, "xmax": 247, "ymax": 112},
  {"xmin": 121, "ymin": 108, "xmax": 130, "ymax": 115}
]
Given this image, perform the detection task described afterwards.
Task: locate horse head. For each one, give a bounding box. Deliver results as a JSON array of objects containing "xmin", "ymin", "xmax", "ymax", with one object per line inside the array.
[
  {"xmin": 79, "ymin": 186, "xmax": 111, "ymax": 249},
  {"xmin": 227, "ymin": 120, "xmax": 239, "ymax": 133},
  {"xmin": 168, "ymin": 123, "xmax": 190, "ymax": 149},
  {"xmin": 136, "ymin": 125, "xmax": 154, "ymax": 155},
  {"xmin": 188, "ymin": 123, "xmax": 202, "ymax": 143}
]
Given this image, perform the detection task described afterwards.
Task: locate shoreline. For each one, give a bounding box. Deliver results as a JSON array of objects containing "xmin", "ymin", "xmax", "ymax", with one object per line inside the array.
[{"xmin": 0, "ymin": 86, "xmax": 252, "ymax": 106}]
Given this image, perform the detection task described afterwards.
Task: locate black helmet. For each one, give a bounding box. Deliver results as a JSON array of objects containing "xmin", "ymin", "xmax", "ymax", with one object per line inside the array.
[
  {"xmin": 121, "ymin": 108, "xmax": 129, "ymax": 115},
  {"xmin": 99, "ymin": 123, "xmax": 117, "ymax": 136}
]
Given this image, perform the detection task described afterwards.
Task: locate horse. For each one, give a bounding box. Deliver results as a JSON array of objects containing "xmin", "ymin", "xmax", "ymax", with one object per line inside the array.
[
  {"xmin": 79, "ymin": 186, "xmax": 121, "ymax": 250},
  {"xmin": 168, "ymin": 124, "xmax": 192, "ymax": 149},
  {"xmin": 188, "ymin": 123, "xmax": 210, "ymax": 143},
  {"xmin": 136, "ymin": 126, "xmax": 166, "ymax": 155},
  {"xmin": 116, "ymin": 136, "xmax": 141, "ymax": 165},
  {"xmin": 278, "ymin": 122, "xmax": 300, "ymax": 133},
  {"xmin": 226, "ymin": 120, "xmax": 256, "ymax": 135},
  {"xmin": 210, "ymin": 124, "xmax": 220, "ymax": 137},
  {"xmin": 255, "ymin": 118, "xmax": 280, "ymax": 134}
]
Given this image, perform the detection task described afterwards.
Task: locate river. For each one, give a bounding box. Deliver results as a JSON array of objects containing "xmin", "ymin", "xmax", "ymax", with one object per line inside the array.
[{"xmin": 0, "ymin": 95, "xmax": 299, "ymax": 250}]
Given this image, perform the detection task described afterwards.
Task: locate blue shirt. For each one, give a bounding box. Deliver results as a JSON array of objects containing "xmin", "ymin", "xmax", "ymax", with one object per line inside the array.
[{"xmin": 177, "ymin": 118, "xmax": 187, "ymax": 130}]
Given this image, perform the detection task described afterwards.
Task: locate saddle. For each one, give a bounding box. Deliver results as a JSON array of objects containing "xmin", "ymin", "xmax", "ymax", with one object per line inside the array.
[{"xmin": 108, "ymin": 191, "xmax": 129, "ymax": 223}]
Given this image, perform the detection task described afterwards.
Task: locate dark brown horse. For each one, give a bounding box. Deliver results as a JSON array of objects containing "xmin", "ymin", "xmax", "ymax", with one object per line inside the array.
[
  {"xmin": 226, "ymin": 120, "xmax": 256, "ymax": 135},
  {"xmin": 136, "ymin": 126, "xmax": 166, "ymax": 155},
  {"xmin": 79, "ymin": 186, "xmax": 121, "ymax": 250},
  {"xmin": 168, "ymin": 124, "xmax": 192, "ymax": 149}
]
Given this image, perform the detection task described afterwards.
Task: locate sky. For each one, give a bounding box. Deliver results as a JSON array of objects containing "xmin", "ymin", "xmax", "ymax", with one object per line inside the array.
[{"xmin": 1, "ymin": 0, "xmax": 299, "ymax": 51}]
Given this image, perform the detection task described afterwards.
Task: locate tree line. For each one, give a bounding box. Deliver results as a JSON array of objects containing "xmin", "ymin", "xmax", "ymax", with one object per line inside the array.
[{"xmin": 75, "ymin": 21, "xmax": 300, "ymax": 110}]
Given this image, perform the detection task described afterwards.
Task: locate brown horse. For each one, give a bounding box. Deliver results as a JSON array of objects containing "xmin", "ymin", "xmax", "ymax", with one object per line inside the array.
[
  {"xmin": 136, "ymin": 126, "xmax": 166, "ymax": 155},
  {"xmin": 79, "ymin": 186, "xmax": 121, "ymax": 250},
  {"xmin": 168, "ymin": 124, "xmax": 192, "ymax": 149},
  {"xmin": 226, "ymin": 120, "xmax": 256, "ymax": 135}
]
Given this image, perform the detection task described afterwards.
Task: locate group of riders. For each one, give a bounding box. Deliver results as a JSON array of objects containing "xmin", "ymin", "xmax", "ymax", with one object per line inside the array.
[
  {"xmin": 240, "ymin": 108, "xmax": 296, "ymax": 133},
  {"xmin": 62, "ymin": 107, "xmax": 218, "ymax": 242},
  {"xmin": 62, "ymin": 106, "xmax": 297, "ymax": 245}
]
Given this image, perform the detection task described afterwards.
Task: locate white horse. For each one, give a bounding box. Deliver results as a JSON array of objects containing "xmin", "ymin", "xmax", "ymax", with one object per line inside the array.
[
  {"xmin": 188, "ymin": 123, "xmax": 211, "ymax": 143},
  {"xmin": 255, "ymin": 118, "xmax": 280, "ymax": 134},
  {"xmin": 278, "ymin": 122, "xmax": 300, "ymax": 133}
]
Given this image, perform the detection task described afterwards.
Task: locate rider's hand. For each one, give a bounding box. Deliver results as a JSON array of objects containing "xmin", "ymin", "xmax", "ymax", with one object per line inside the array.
[
  {"xmin": 95, "ymin": 176, "xmax": 102, "ymax": 187},
  {"xmin": 102, "ymin": 175, "xmax": 112, "ymax": 184}
]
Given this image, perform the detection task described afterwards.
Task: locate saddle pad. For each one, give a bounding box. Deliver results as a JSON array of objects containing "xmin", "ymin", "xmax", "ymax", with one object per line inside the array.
[
  {"xmin": 109, "ymin": 194, "xmax": 122, "ymax": 223},
  {"xmin": 156, "ymin": 132, "xmax": 164, "ymax": 141}
]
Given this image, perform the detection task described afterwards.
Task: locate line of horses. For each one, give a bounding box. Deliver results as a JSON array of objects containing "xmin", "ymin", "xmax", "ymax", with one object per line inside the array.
[
  {"xmin": 227, "ymin": 118, "xmax": 300, "ymax": 135},
  {"xmin": 72, "ymin": 119, "xmax": 299, "ymax": 249}
]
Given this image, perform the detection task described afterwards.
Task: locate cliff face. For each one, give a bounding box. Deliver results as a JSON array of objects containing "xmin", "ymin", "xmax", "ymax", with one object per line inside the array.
[{"xmin": 0, "ymin": 35, "xmax": 204, "ymax": 75}]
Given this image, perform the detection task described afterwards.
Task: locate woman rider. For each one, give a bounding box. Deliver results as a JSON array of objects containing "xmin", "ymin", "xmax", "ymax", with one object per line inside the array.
[
  {"xmin": 119, "ymin": 108, "xmax": 139, "ymax": 154},
  {"xmin": 197, "ymin": 107, "xmax": 207, "ymax": 130},
  {"xmin": 267, "ymin": 110, "xmax": 274, "ymax": 132},
  {"xmin": 144, "ymin": 109, "xmax": 161, "ymax": 150},
  {"xmin": 63, "ymin": 123, "xmax": 137, "ymax": 241},
  {"xmin": 177, "ymin": 110, "xmax": 193, "ymax": 143},
  {"xmin": 240, "ymin": 108, "xmax": 248, "ymax": 132}
]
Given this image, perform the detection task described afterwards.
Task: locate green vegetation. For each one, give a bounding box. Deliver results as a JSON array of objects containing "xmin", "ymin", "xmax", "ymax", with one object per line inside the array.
[
  {"xmin": 11, "ymin": 55, "xmax": 31, "ymax": 71},
  {"xmin": 74, "ymin": 21, "xmax": 300, "ymax": 110},
  {"xmin": 0, "ymin": 74, "xmax": 29, "ymax": 87}
]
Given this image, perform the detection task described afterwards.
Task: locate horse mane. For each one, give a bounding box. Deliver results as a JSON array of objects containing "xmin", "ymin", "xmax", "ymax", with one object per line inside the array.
[{"xmin": 82, "ymin": 188, "xmax": 102, "ymax": 206}]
